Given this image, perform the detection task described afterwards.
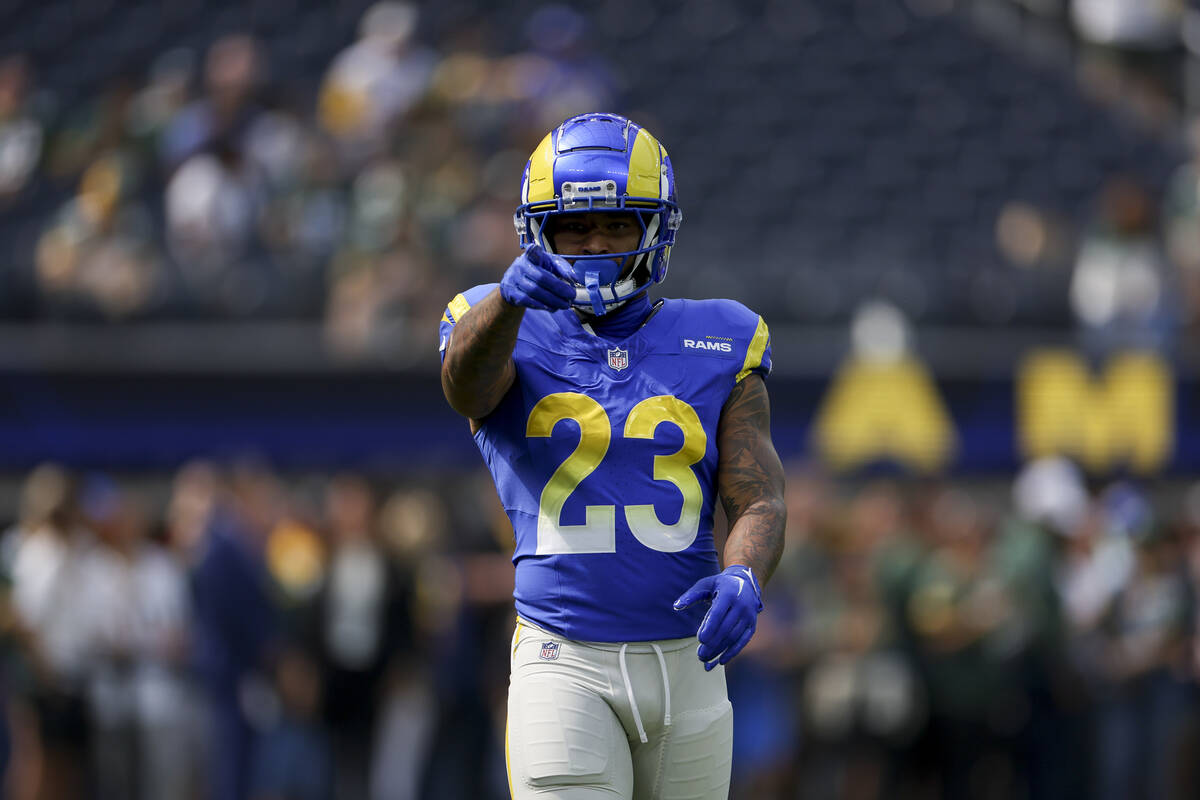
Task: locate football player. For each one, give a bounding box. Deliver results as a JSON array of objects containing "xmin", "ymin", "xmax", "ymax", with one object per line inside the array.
[{"xmin": 439, "ymin": 112, "xmax": 786, "ymax": 799}]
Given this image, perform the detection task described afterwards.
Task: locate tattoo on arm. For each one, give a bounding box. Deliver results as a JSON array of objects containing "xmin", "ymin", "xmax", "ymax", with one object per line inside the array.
[
  {"xmin": 441, "ymin": 288, "xmax": 523, "ymax": 421},
  {"xmin": 717, "ymin": 374, "xmax": 787, "ymax": 585}
]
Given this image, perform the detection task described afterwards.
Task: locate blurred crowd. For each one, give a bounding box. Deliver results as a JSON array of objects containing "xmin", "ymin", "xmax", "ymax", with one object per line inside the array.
[
  {"xmin": 4, "ymin": 0, "xmax": 1200, "ymax": 350},
  {"xmin": 0, "ymin": 1, "xmax": 616, "ymax": 361},
  {"xmin": 0, "ymin": 457, "xmax": 1198, "ymax": 800},
  {"xmin": 0, "ymin": 458, "xmax": 518, "ymax": 800},
  {"xmin": 990, "ymin": 0, "xmax": 1200, "ymax": 352},
  {"xmin": 733, "ymin": 459, "xmax": 1200, "ymax": 800}
]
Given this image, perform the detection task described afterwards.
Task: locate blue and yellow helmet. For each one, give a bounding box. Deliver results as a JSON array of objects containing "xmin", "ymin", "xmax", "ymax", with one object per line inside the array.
[{"xmin": 514, "ymin": 112, "xmax": 683, "ymax": 315}]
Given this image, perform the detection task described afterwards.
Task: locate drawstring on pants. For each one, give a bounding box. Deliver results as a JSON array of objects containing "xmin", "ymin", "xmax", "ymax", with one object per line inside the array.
[{"xmin": 618, "ymin": 642, "xmax": 672, "ymax": 744}]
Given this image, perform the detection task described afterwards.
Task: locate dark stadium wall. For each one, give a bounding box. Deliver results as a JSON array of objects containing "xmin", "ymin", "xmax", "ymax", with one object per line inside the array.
[{"xmin": 2, "ymin": 350, "xmax": 1196, "ymax": 475}]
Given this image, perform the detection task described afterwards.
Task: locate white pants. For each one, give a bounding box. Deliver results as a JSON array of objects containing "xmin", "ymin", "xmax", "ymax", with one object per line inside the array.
[{"xmin": 505, "ymin": 619, "xmax": 732, "ymax": 800}]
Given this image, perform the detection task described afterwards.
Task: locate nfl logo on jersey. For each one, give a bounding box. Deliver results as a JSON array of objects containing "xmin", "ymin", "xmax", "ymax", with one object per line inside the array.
[
  {"xmin": 539, "ymin": 641, "xmax": 561, "ymax": 661},
  {"xmin": 607, "ymin": 347, "xmax": 628, "ymax": 371}
]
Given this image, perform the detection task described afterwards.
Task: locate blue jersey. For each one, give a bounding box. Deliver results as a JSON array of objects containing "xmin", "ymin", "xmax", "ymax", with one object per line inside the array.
[{"xmin": 439, "ymin": 286, "xmax": 772, "ymax": 642}]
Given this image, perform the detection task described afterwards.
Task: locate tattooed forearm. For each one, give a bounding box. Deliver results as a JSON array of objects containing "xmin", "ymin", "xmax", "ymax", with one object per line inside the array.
[
  {"xmin": 717, "ymin": 374, "xmax": 787, "ymax": 585},
  {"xmin": 441, "ymin": 288, "xmax": 524, "ymax": 420}
]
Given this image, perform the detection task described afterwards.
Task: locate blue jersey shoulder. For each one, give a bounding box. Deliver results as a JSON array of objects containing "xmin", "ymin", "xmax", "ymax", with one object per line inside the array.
[
  {"xmin": 673, "ymin": 297, "xmax": 760, "ymax": 327},
  {"xmin": 668, "ymin": 297, "xmax": 772, "ymax": 380}
]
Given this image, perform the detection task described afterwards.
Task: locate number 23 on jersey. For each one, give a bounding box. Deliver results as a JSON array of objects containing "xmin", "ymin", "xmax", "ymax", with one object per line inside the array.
[{"xmin": 527, "ymin": 392, "xmax": 707, "ymax": 556}]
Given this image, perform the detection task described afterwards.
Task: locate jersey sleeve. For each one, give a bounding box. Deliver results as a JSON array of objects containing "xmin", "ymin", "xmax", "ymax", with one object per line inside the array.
[
  {"xmin": 438, "ymin": 283, "xmax": 499, "ymax": 362},
  {"xmin": 735, "ymin": 313, "xmax": 772, "ymax": 383}
]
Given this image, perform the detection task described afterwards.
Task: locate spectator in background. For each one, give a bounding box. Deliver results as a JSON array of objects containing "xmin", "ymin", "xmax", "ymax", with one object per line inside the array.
[
  {"xmin": 1070, "ymin": 0, "xmax": 1184, "ymax": 117},
  {"xmin": 5, "ymin": 465, "xmax": 91, "ymax": 800},
  {"xmin": 318, "ymin": 1, "xmax": 437, "ymax": 172},
  {"xmin": 126, "ymin": 48, "xmax": 196, "ymax": 174},
  {"xmin": 161, "ymin": 34, "xmax": 266, "ymax": 173},
  {"xmin": 185, "ymin": 462, "xmax": 283, "ymax": 800},
  {"xmin": 366, "ymin": 484, "xmax": 445, "ymax": 800},
  {"xmin": 1161, "ymin": 115, "xmax": 1200, "ymax": 327},
  {"xmin": 996, "ymin": 458, "xmax": 1090, "ymax": 800},
  {"xmin": 0, "ymin": 513, "xmax": 43, "ymax": 800},
  {"xmin": 242, "ymin": 97, "xmax": 310, "ymax": 199},
  {"xmin": 35, "ymin": 152, "xmax": 165, "ymax": 320},
  {"xmin": 797, "ymin": 481, "xmax": 927, "ymax": 800},
  {"xmin": 254, "ymin": 122, "xmax": 347, "ymax": 315},
  {"xmin": 1069, "ymin": 173, "xmax": 1179, "ymax": 357},
  {"xmin": 406, "ymin": 474, "xmax": 512, "ymax": 800},
  {"xmin": 165, "ymin": 135, "xmax": 270, "ymax": 315},
  {"xmin": 905, "ymin": 483, "xmax": 1024, "ymax": 800},
  {"xmin": 250, "ymin": 646, "xmax": 334, "ymax": 800},
  {"xmin": 1091, "ymin": 482, "xmax": 1196, "ymax": 800},
  {"xmin": 300, "ymin": 473, "xmax": 417, "ymax": 800},
  {"xmin": 44, "ymin": 76, "xmax": 139, "ymax": 185},
  {"xmin": 74, "ymin": 476, "xmax": 194, "ymax": 800},
  {"xmin": 323, "ymin": 158, "xmax": 439, "ymax": 362},
  {"xmin": 0, "ymin": 54, "xmax": 44, "ymax": 206},
  {"xmin": 261, "ymin": 491, "xmax": 326, "ymax": 642}
]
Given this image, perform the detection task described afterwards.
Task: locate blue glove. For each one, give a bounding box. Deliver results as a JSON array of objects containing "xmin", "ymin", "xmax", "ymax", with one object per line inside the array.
[
  {"xmin": 674, "ymin": 565, "xmax": 763, "ymax": 671},
  {"xmin": 499, "ymin": 244, "xmax": 576, "ymax": 311}
]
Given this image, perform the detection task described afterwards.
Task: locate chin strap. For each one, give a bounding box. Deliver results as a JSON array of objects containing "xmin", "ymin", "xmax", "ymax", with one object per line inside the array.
[
  {"xmin": 573, "ymin": 274, "xmax": 642, "ymax": 315},
  {"xmin": 583, "ymin": 270, "xmax": 607, "ymax": 316}
]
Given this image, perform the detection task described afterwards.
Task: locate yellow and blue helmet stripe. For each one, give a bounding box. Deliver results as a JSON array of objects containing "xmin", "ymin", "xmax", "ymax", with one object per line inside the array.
[{"xmin": 514, "ymin": 113, "xmax": 682, "ymax": 315}]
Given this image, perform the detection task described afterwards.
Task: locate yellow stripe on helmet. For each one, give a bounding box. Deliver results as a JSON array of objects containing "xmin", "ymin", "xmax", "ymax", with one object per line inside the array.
[
  {"xmin": 626, "ymin": 127, "xmax": 664, "ymax": 201},
  {"xmin": 524, "ymin": 131, "xmax": 557, "ymax": 206}
]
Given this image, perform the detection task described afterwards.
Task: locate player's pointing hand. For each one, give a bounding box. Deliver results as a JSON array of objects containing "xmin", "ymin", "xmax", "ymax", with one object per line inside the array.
[
  {"xmin": 499, "ymin": 244, "xmax": 576, "ymax": 311},
  {"xmin": 674, "ymin": 565, "xmax": 763, "ymax": 671}
]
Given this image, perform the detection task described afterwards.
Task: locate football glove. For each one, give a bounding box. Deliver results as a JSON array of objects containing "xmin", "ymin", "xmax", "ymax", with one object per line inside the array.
[
  {"xmin": 499, "ymin": 244, "xmax": 575, "ymax": 311},
  {"xmin": 674, "ymin": 565, "xmax": 763, "ymax": 671}
]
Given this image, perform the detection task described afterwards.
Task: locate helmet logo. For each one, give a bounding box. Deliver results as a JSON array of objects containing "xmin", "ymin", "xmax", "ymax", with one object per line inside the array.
[
  {"xmin": 606, "ymin": 347, "xmax": 629, "ymax": 371},
  {"xmin": 562, "ymin": 180, "xmax": 618, "ymax": 208}
]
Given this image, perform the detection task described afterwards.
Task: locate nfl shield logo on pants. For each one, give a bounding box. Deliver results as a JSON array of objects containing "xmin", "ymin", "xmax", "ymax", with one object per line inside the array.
[
  {"xmin": 539, "ymin": 641, "xmax": 560, "ymax": 660},
  {"xmin": 607, "ymin": 347, "xmax": 628, "ymax": 371}
]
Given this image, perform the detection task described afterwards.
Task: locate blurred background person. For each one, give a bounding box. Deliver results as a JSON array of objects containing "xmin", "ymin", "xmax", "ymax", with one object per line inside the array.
[
  {"xmin": 1089, "ymin": 482, "xmax": 1195, "ymax": 800},
  {"xmin": 1069, "ymin": 173, "xmax": 1180, "ymax": 358},
  {"xmin": 73, "ymin": 475, "xmax": 193, "ymax": 800},
  {"xmin": 160, "ymin": 34, "xmax": 266, "ymax": 174},
  {"xmin": 249, "ymin": 645, "xmax": 334, "ymax": 800},
  {"xmin": 34, "ymin": 152, "xmax": 165, "ymax": 320},
  {"xmin": 317, "ymin": 1, "xmax": 436, "ymax": 173},
  {"xmin": 4, "ymin": 465, "xmax": 91, "ymax": 800},
  {"xmin": 0, "ymin": 54, "xmax": 45, "ymax": 207},
  {"xmin": 185, "ymin": 462, "xmax": 283, "ymax": 800},
  {"xmin": 299, "ymin": 473, "xmax": 417, "ymax": 800},
  {"xmin": 793, "ymin": 480, "xmax": 927, "ymax": 800}
]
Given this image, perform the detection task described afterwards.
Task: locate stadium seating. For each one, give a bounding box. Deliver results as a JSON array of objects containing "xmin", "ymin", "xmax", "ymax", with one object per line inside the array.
[{"xmin": 0, "ymin": 0, "xmax": 1186, "ymax": 328}]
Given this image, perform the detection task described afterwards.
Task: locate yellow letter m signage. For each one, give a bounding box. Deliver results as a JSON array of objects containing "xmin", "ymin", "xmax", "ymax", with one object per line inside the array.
[{"xmin": 1018, "ymin": 350, "xmax": 1174, "ymax": 474}]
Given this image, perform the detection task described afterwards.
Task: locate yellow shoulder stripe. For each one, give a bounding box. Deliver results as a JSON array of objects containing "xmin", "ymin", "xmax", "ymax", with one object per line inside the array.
[
  {"xmin": 447, "ymin": 293, "xmax": 471, "ymax": 324},
  {"xmin": 736, "ymin": 316, "xmax": 770, "ymax": 383}
]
